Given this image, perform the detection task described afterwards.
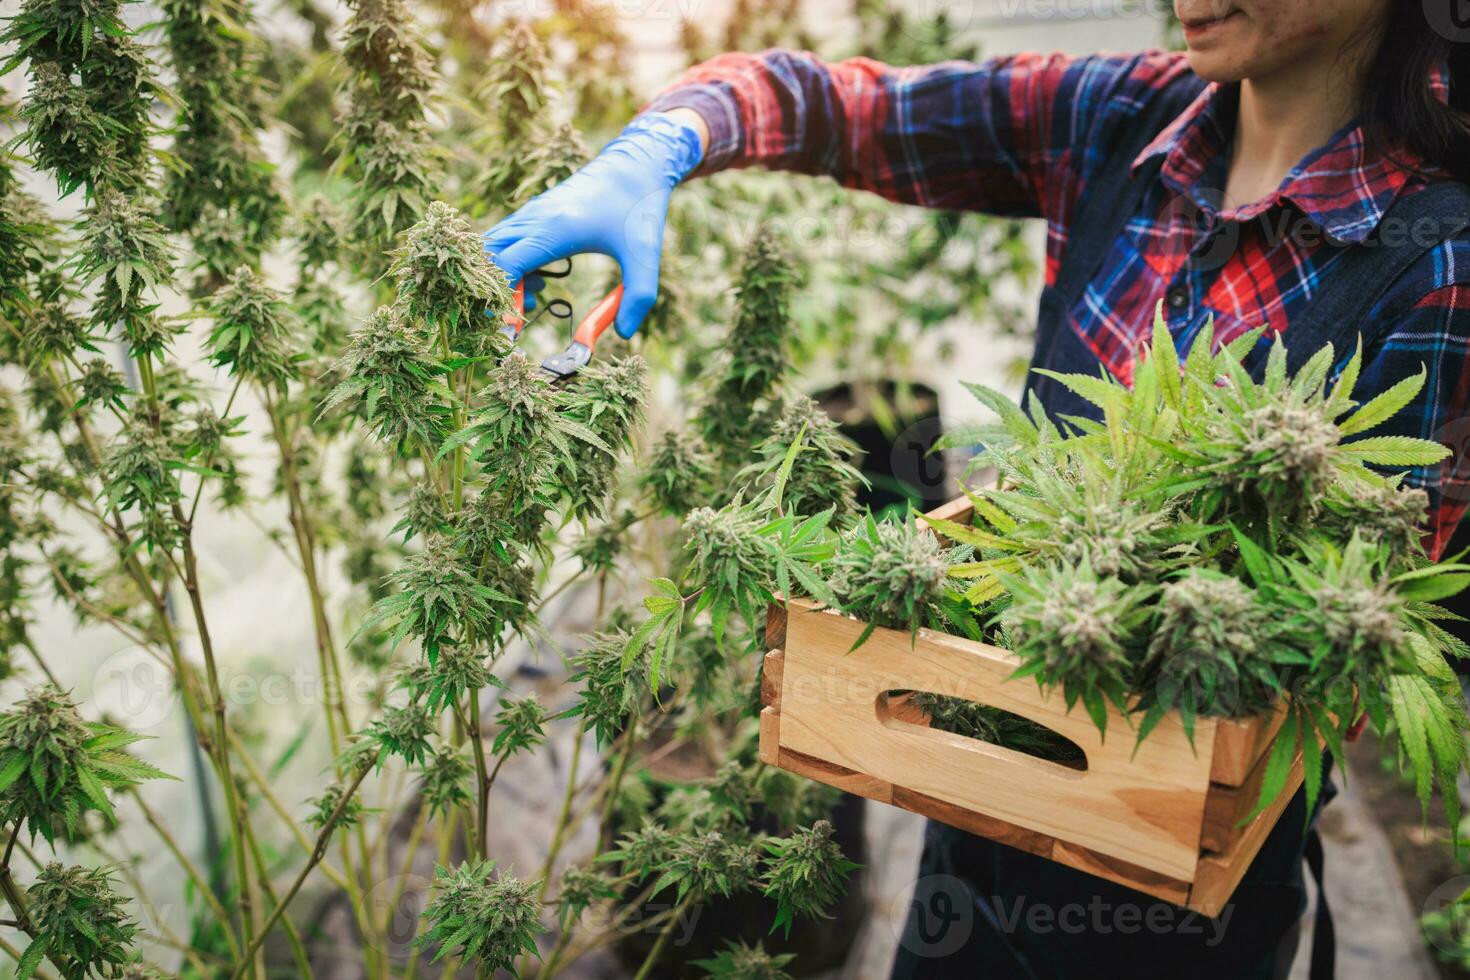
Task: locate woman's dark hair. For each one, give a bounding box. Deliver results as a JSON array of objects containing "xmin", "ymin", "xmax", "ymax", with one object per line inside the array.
[{"xmin": 1359, "ymin": 0, "xmax": 1470, "ymax": 183}]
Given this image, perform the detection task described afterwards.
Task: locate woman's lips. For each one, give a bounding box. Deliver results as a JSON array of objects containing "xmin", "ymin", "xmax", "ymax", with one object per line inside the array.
[{"xmin": 1181, "ymin": 8, "xmax": 1244, "ymax": 41}]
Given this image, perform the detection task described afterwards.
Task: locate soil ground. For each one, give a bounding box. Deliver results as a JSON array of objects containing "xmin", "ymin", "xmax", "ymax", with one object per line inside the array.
[{"xmin": 1345, "ymin": 734, "xmax": 1469, "ymax": 980}]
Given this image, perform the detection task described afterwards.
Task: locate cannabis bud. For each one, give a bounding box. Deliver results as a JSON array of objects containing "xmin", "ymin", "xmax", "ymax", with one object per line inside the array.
[
  {"xmin": 338, "ymin": 0, "xmax": 440, "ymax": 255},
  {"xmin": 640, "ymin": 428, "xmax": 714, "ymax": 516},
  {"xmin": 1003, "ymin": 563, "xmax": 1152, "ymax": 732},
  {"xmin": 491, "ymin": 695, "xmax": 548, "ymax": 758},
  {"xmin": 366, "ymin": 701, "xmax": 437, "ymax": 768},
  {"xmin": 696, "ymin": 224, "xmax": 800, "ymax": 470},
  {"xmin": 363, "ymin": 536, "xmax": 509, "ymax": 659},
  {"xmin": 78, "ymin": 191, "xmax": 177, "ymax": 359},
  {"xmin": 828, "ymin": 516, "xmax": 947, "ymax": 637},
  {"xmin": 607, "ymin": 824, "xmax": 678, "ymax": 881},
  {"xmin": 390, "ymin": 200, "xmax": 514, "ymax": 341},
  {"xmin": 18, "ymin": 62, "xmax": 113, "ymax": 195},
  {"xmin": 692, "ymin": 940, "xmax": 797, "ymax": 980},
  {"xmin": 1237, "ymin": 402, "xmax": 1339, "ymax": 496},
  {"xmin": 323, "ymin": 306, "xmax": 448, "ymax": 450},
  {"xmin": 418, "ymin": 746, "xmax": 473, "ymax": 817},
  {"xmin": 513, "ymin": 122, "xmax": 589, "ymax": 204},
  {"xmin": 740, "ymin": 396, "xmax": 863, "ymax": 521},
  {"xmin": 100, "ymin": 423, "xmax": 184, "ymax": 552},
  {"xmin": 661, "ymin": 830, "xmax": 761, "ymax": 900},
  {"xmin": 1315, "ymin": 581, "xmax": 1403, "ymax": 667},
  {"xmin": 1321, "ymin": 480, "xmax": 1429, "ymax": 562},
  {"xmin": 682, "ymin": 503, "xmax": 777, "ymax": 609},
  {"xmin": 554, "ymin": 866, "xmax": 617, "ymax": 930},
  {"xmin": 305, "ymin": 780, "xmax": 365, "ymax": 831},
  {"xmin": 205, "ymin": 265, "xmax": 300, "ymax": 387},
  {"xmin": 1145, "ymin": 572, "xmax": 1274, "ymax": 720},
  {"xmin": 760, "ymin": 820, "xmax": 859, "ymax": 936},
  {"xmin": 569, "ymin": 630, "xmax": 646, "ymax": 746},
  {"xmin": 557, "ymin": 355, "xmax": 648, "ymax": 521},
  {"xmin": 1052, "ymin": 497, "xmax": 1175, "ymax": 581},
  {"xmin": 0, "ymin": 685, "xmax": 169, "ymax": 843},
  {"xmin": 21, "ymin": 295, "xmax": 96, "ymax": 366},
  {"xmin": 417, "ymin": 860, "xmax": 544, "ymax": 972},
  {"xmin": 21, "ymin": 862, "xmax": 141, "ymax": 978}
]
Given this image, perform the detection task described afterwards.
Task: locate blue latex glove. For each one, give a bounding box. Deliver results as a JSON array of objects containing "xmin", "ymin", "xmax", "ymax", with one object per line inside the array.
[{"xmin": 483, "ymin": 113, "xmax": 704, "ymax": 339}]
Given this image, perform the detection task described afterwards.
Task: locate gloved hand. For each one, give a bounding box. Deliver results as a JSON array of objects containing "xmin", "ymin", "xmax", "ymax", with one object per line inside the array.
[{"xmin": 482, "ymin": 112, "xmax": 704, "ymax": 339}]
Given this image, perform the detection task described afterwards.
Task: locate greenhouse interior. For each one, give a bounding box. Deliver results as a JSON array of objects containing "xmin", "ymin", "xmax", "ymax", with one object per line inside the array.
[{"xmin": 3, "ymin": 0, "xmax": 1470, "ymax": 977}]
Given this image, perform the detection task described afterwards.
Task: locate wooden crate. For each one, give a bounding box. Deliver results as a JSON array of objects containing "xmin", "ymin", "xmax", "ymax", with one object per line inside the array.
[{"xmin": 757, "ymin": 498, "xmax": 1304, "ymax": 915}]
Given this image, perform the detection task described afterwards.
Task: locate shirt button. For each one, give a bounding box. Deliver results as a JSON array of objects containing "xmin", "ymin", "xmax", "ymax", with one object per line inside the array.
[{"xmin": 1167, "ymin": 286, "xmax": 1189, "ymax": 310}]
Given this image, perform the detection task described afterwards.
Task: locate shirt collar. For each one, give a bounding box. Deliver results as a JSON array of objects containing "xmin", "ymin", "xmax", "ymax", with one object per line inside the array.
[{"xmin": 1130, "ymin": 78, "xmax": 1425, "ymax": 245}]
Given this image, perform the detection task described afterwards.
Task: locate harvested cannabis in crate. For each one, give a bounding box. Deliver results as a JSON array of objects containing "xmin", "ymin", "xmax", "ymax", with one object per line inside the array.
[{"xmin": 902, "ymin": 312, "xmax": 1470, "ymax": 825}]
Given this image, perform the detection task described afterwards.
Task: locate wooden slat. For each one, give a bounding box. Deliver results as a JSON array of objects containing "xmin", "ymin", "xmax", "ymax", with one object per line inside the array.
[
  {"xmin": 761, "ymin": 650, "xmax": 785, "ymax": 710},
  {"xmin": 1188, "ymin": 754, "xmax": 1306, "ymax": 915},
  {"xmin": 916, "ymin": 495, "xmax": 975, "ymax": 533},
  {"xmin": 765, "ymin": 603, "xmax": 789, "ymax": 650},
  {"xmin": 892, "ymin": 786, "xmax": 1056, "ymax": 860},
  {"xmin": 1199, "ymin": 740, "xmax": 1302, "ymax": 853},
  {"xmin": 777, "ymin": 597, "xmax": 1217, "ymax": 881},
  {"xmin": 1210, "ymin": 703, "xmax": 1288, "ymax": 787},
  {"xmin": 777, "ymin": 745, "xmax": 894, "ymax": 803},
  {"xmin": 758, "ymin": 706, "xmax": 780, "ymax": 766},
  {"xmin": 1050, "ymin": 839, "xmax": 1193, "ymax": 907}
]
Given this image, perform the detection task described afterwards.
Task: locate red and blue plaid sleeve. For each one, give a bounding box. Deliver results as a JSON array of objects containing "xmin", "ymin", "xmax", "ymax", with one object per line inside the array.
[
  {"xmin": 1356, "ymin": 254, "xmax": 1470, "ymax": 560},
  {"xmin": 645, "ymin": 48, "xmax": 1194, "ymax": 227}
]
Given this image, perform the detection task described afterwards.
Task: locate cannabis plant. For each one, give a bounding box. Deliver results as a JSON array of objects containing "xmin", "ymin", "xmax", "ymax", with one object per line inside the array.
[
  {"xmin": 0, "ymin": 3, "xmax": 967, "ymax": 976},
  {"xmin": 918, "ymin": 311, "xmax": 1470, "ymax": 823}
]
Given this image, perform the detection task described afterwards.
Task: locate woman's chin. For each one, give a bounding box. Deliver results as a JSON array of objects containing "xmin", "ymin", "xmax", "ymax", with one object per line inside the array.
[{"xmin": 1183, "ymin": 48, "xmax": 1252, "ymax": 84}]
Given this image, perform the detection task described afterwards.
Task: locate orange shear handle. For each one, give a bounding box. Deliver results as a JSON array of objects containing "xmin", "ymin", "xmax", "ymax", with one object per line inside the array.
[{"xmin": 573, "ymin": 285, "xmax": 623, "ymax": 349}]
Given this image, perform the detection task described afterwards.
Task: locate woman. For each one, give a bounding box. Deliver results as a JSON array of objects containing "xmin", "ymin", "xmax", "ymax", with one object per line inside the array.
[{"xmin": 484, "ymin": 1, "xmax": 1470, "ymax": 975}]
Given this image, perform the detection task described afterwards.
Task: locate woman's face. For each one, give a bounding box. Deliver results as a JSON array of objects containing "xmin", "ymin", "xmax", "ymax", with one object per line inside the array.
[{"xmin": 1174, "ymin": 0, "xmax": 1388, "ymax": 83}]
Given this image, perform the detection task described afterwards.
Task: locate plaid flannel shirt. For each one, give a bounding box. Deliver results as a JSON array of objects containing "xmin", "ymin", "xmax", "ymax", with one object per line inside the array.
[{"xmin": 647, "ymin": 49, "xmax": 1470, "ymax": 558}]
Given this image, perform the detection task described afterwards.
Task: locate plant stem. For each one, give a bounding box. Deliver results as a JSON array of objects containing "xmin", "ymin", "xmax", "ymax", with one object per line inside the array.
[
  {"xmin": 264, "ymin": 393, "xmax": 352, "ymax": 752},
  {"xmin": 468, "ymin": 692, "xmax": 491, "ymax": 861},
  {"xmin": 15, "ymin": 638, "xmax": 60, "ymax": 689},
  {"xmin": 533, "ymin": 567, "xmax": 589, "ymax": 617},
  {"xmin": 451, "ymin": 702, "xmax": 485, "ymax": 861},
  {"xmin": 381, "ymin": 800, "xmax": 430, "ymax": 945},
  {"xmin": 0, "ymin": 824, "xmax": 30, "ymax": 933},
  {"xmin": 169, "ymin": 501, "xmax": 264, "ymax": 980},
  {"xmin": 131, "ymin": 789, "xmax": 241, "ymax": 960},
  {"xmin": 227, "ymin": 729, "xmax": 352, "ymax": 891},
  {"xmin": 535, "ymin": 717, "xmax": 587, "ymax": 904},
  {"xmin": 240, "ymin": 805, "xmax": 317, "ymax": 980},
  {"xmin": 226, "ymin": 764, "xmax": 372, "ymax": 980},
  {"xmin": 630, "ymin": 895, "xmax": 695, "ymax": 980},
  {"xmin": 263, "ymin": 391, "xmax": 381, "ymax": 967},
  {"xmin": 404, "ymin": 807, "xmax": 460, "ymax": 980},
  {"xmin": 186, "ymin": 374, "xmax": 246, "ymax": 526},
  {"xmin": 596, "ymin": 714, "xmax": 640, "ymax": 854}
]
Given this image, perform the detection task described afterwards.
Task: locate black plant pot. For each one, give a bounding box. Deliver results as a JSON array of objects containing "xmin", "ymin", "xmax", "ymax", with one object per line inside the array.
[
  {"xmin": 812, "ymin": 380, "xmax": 951, "ymax": 515},
  {"xmin": 615, "ymin": 383, "xmax": 949, "ymax": 975},
  {"xmin": 613, "ymin": 792, "xmax": 868, "ymax": 977}
]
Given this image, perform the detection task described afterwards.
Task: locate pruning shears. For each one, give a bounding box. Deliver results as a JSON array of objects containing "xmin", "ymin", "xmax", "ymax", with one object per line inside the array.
[{"xmin": 499, "ymin": 257, "xmax": 623, "ymax": 383}]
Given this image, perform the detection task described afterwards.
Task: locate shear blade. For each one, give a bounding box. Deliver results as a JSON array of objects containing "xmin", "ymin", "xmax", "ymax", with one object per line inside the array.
[{"xmin": 539, "ymin": 341, "xmax": 592, "ymax": 383}]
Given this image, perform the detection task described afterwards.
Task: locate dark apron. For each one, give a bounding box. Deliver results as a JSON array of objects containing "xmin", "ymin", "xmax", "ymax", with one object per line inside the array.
[{"xmin": 892, "ymin": 81, "xmax": 1470, "ymax": 980}]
